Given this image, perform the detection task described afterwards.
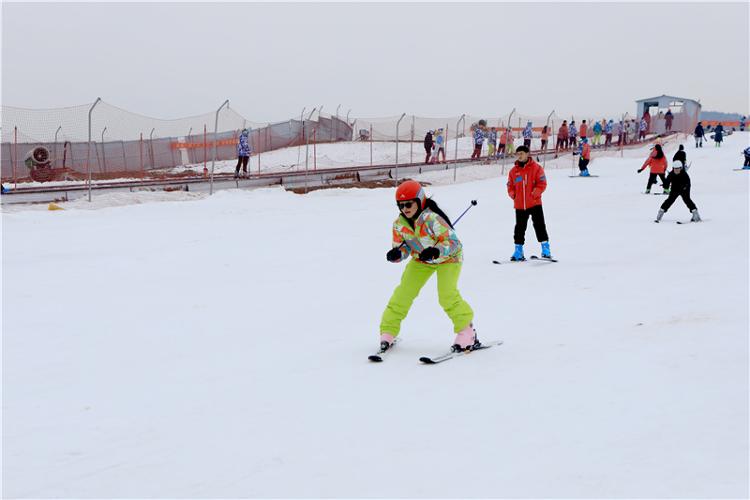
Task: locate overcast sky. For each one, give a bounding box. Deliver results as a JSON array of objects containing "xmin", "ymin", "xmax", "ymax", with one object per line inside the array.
[{"xmin": 2, "ymin": 1, "xmax": 748, "ymax": 122}]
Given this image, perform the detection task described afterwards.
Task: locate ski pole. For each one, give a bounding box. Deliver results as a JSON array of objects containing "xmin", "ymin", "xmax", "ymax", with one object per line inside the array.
[
  {"xmin": 396, "ymin": 199, "xmax": 478, "ymax": 251},
  {"xmin": 453, "ymin": 199, "xmax": 478, "ymax": 226}
]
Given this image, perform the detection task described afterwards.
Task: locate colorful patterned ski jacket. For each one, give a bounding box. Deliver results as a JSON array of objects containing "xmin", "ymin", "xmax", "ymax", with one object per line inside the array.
[
  {"xmin": 605, "ymin": 121, "xmax": 613, "ymax": 134},
  {"xmin": 474, "ymin": 128, "xmax": 486, "ymax": 145},
  {"xmin": 390, "ymin": 209, "xmax": 462, "ymax": 264},
  {"xmin": 569, "ymin": 124, "xmax": 577, "ymax": 138},
  {"xmin": 523, "ymin": 124, "xmax": 533, "ymax": 139},
  {"xmin": 237, "ymin": 131, "xmax": 252, "ymax": 156},
  {"xmin": 506, "ymin": 158, "xmax": 547, "ymax": 210}
]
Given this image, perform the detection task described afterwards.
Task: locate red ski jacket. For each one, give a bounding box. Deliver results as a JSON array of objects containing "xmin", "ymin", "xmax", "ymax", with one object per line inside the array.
[
  {"xmin": 641, "ymin": 150, "xmax": 667, "ymax": 174},
  {"xmin": 558, "ymin": 125, "xmax": 568, "ymax": 139},
  {"xmin": 579, "ymin": 123, "xmax": 588, "ymax": 138},
  {"xmin": 507, "ymin": 158, "xmax": 547, "ymax": 210},
  {"xmin": 581, "ymin": 143, "xmax": 591, "ymax": 160}
]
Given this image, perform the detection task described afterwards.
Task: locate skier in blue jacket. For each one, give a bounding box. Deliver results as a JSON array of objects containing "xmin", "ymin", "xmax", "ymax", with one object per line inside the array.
[{"xmin": 235, "ymin": 128, "xmax": 252, "ymax": 178}]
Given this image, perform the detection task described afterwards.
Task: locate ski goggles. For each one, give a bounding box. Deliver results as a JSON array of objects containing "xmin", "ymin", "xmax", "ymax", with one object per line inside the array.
[{"xmin": 397, "ymin": 201, "xmax": 416, "ymax": 210}]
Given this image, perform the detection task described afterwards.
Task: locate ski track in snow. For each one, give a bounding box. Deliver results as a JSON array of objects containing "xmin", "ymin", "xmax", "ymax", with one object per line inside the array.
[{"xmin": 2, "ymin": 133, "xmax": 749, "ymax": 497}]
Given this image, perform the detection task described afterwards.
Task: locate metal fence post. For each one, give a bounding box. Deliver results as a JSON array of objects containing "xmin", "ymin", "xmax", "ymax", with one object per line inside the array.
[
  {"xmin": 149, "ymin": 128, "xmax": 155, "ymax": 169},
  {"xmin": 395, "ymin": 113, "xmax": 406, "ymax": 183},
  {"xmin": 87, "ymin": 97, "xmax": 102, "ymax": 202},
  {"xmin": 410, "ymin": 115, "xmax": 415, "ymax": 164},
  {"xmin": 121, "ymin": 141, "xmax": 127, "ymax": 170},
  {"xmin": 54, "ymin": 126, "xmax": 62, "ymax": 169},
  {"xmin": 297, "ymin": 107, "xmax": 306, "ymax": 168},
  {"xmin": 454, "ymin": 114, "xmax": 465, "ymax": 163},
  {"xmin": 13, "ymin": 126, "xmax": 17, "ymax": 187},
  {"xmin": 370, "ymin": 124, "xmax": 373, "ymax": 167},
  {"xmin": 543, "ymin": 110, "xmax": 554, "ymax": 169},
  {"xmin": 100, "ymin": 126, "xmax": 107, "ymax": 173},
  {"xmin": 209, "ymin": 99, "xmax": 229, "ymax": 195}
]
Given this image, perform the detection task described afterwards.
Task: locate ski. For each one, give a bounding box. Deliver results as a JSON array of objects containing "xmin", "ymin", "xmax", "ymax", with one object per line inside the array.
[
  {"xmin": 530, "ymin": 255, "xmax": 558, "ymax": 263},
  {"xmin": 419, "ymin": 340, "xmax": 503, "ymax": 364},
  {"xmin": 568, "ymin": 175, "xmax": 599, "ymax": 178},
  {"xmin": 733, "ymin": 168, "xmax": 750, "ymax": 171},
  {"xmin": 368, "ymin": 338, "xmax": 400, "ymax": 362},
  {"xmin": 492, "ymin": 258, "xmax": 526, "ymax": 265}
]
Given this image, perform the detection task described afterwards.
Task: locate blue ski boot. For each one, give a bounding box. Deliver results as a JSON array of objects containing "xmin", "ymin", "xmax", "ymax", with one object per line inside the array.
[
  {"xmin": 511, "ymin": 244, "xmax": 525, "ymax": 262},
  {"xmin": 541, "ymin": 241, "xmax": 552, "ymax": 259}
]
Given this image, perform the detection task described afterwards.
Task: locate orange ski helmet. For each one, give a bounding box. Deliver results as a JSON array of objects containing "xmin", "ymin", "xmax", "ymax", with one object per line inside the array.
[{"xmin": 395, "ymin": 180, "xmax": 426, "ymax": 208}]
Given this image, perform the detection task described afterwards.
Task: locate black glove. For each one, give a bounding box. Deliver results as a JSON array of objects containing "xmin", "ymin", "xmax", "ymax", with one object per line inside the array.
[
  {"xmin": 386, "ymin": 247, "xmax": 402, "ymax": 262},
  {"xmin": 419, "ymin": 247, "xmax": 440, "ymax": 262}
]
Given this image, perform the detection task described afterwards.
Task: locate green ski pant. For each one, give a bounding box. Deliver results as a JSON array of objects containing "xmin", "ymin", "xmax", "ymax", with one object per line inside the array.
[{"xmin": 380, "ymin": 260, "xmax": 473, "ymax": 336}]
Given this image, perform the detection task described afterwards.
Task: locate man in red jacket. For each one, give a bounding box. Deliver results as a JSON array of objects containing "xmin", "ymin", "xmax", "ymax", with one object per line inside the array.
[{"xmin": 506, "ymin": 145, "xmax": 551, "ymax": 261}]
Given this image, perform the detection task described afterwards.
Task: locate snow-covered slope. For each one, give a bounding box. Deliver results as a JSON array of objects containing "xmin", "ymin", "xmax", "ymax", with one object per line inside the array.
[{"xmin": 2, "ymin": 133, "xmax": 748, "ymax": 497}]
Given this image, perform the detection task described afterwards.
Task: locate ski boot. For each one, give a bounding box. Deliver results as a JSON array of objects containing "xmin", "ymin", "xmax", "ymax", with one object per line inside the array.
[
  {"xmin": 378, "ymin": 333, "xmax": 395, "ymax": 353},
  {"xmin": 743, "ymin": 165, "xmax": 750, "ymax": 170},
  {"xmin": 644, "ymin": 188, "xmax": 651, "ymax": 194},
  {"xmin": 451, "ymin": 324, "xmax": 481, "ymax": 353},
  {"xmin": 580, "ymin": 169, "xmax": 590, "ymax": 177},
  {"xmin": 691, "ymin": 209, "xmax": 702, "ymax": 222},
  {"xmin": 654, "ymin": 208, "xmax": 665, "ymax": 223},
  {"xmin": 541, "ymin": 241, "xmax": 552, "ymax": 258},
  {"xmin": 510, "ymin": 244, "xmax": 525, "ymax": 262},
  {"xmin": 233, "ymin": 170, "xmax": 240, "ymax": 179},
  {"xmin": 663, "ymin": 188, "xmax": 671, "ymax": 195}
]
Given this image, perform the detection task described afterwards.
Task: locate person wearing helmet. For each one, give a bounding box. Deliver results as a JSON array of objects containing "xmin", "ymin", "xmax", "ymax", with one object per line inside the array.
[
  {"xmin": 470, "ymin": 122, "xmax": 486, "ymax": 160},
  {"xmin": 234, "ymin": 128, "xmax": 252, "ymax": 178},
  {"xmin": 379, "ymin": 180, "xmax": 478, "ymax": 353},
  {"xmin": 694, "ymin": 122, "xmax": 705, "ymax": 148},
  {"xmin": 655, "ymin": 162, "xmax": 701, "ymax": 222},
  {"xmin": 506, "ymin": 145, "xmax": 551, "ymax": 261},
  {"xmin": 487, "ymin": 127, "xmax": 498, "ymax": 159},
  {"xmin": 743, "ymin": 146, "xmax": 750, "ymax": 169},
  {"xmin": 576, "ymin": 137, "xmax": 592, "ymax": 176},
  {"xmin": 638, "ymin": 143, "xmax": 668, "ymax": 194},
  {"xmin": 672, "ymin": 144, "xmax": 687, "ymax": 167}
]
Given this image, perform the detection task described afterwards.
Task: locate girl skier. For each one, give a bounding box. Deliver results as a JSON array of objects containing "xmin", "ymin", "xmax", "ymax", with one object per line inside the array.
[
  {"xmin": 713, "ymin": 123, "xmax": 724, "ymax": 147},
  {"xmin": 638, "ymin": 143, "xmax": 668, "ymax": 194},
  {"xmin": 234, "ymin": 128, "xmax": 252, "ymax": 178},
  {"xmin": 655, "ymin": 162, "xmax": 701, "ymax": 223},
  {"xmin": 379, "ymin": 180, "xmax": 479, "ymax": 353}
]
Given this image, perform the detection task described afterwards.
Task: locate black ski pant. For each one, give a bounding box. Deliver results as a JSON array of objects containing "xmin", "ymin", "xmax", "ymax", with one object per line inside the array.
[
  {"xmin": 646, "ymin": 172, "xmax": 666, "ymax": 191},
  {"xmin": 744, "ymin": 155, "xmax": 750, "ymax": 167},
  {"xmin": 514, "ymin": 205, "xmax": 549, "ymax": 245},
  {"xmin": 523, "ymin": 139, "xmax": 531, "ymax": 149},
  {"xmin": 235, "ymin": 155, "xmax": 249, "ymax": 173},
  {"xmin": 578, "ymin": 158, "xmax": 590, "ymax": 172},
  {"xmin": 424, "ymin": 146, "xmax": 432, "ymax": 163},
  {"xmin": 661, "ymin": 188, "xmax": 696, "ymax": 212}
]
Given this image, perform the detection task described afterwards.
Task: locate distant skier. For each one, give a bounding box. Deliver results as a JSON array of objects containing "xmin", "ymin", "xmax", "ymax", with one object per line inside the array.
[
  {"xmin": 694, "ymin": 122, "xmax": 705, "ymax": 148},
  {"xmin": 498, "ymin": 127, "xmax": 507, "ymax": 158},
  {"xmin": 380, "ymin": 180, "xmax": 479, "ymax": 353},
  {"xmin": 522, "ymin": 121, "xmax": 533, "ymax": 149},
  {"xmin": 672, "ymin": 144, "xmax": 687, "ymax": 167},
  {"xmin": 740, "ymin": 116, "xmax": 746, "ymax": 132},
  {"xmin": 504, "ymin": 127, "xmax": 515, "ymax": 155},
  {"xmin": 471, "ymin": 122, "xmax": 486, "ymax": 160},
  {"xmin": 577, "ymin": 137, "xmax": 592, "ymax": 176},
  {"xmin": 604, "ymin": 119, "xmax": 614, "ymax": 148},
  {"xmin": 557, "ymin": 120, "xmax": 569, "ymax": 151},
  {"xmin": 614, "ymin": 120, "xmax": 623, "ymax": 146},
  {"xmin": 540, "ymin": 125, "xmax": 550, "ymax": 151},
  {"xmin": 639, "ymin": 117, "xmax": 648, "ymax": 141},
  {"xmin": 713, "ymin": 123, "xmax": 724, "ymax": 147},
  {"xmin": 433, "ymin": 128, "xmax": 446, "ymax": 163},
  {"xmin": 655, "ymin": 162, "xmax": 701, "ymax": 223},
  {"xmin": 743, "ymin": 146, "xmax": 750, "ymax": 169},
  {"xmin": 638, "ymin": 143, "xmax": 668, "ymax": 194},
  {"xmin": 487, "ymin": 127, "xmax": 498, "ymax": 159},
  {"xmin": 568, "ymin": 120, "xmax": 578, "ymax": 149},
  {"xmin": 664, "ymin": 110, "xmax": 674, "ymax": 132},
  {"xmin": 579, "ymin": 120, "xmax": 588, "ymax": 142},
  {"xmin": 506, "ymin": 145, "xmax": 551, "ymax": 261},
  {"xmin": 592, "ymin": 120, "xmax": 603, "ymax": 148},
  {"xmin": 424, "ymin": 130, "xmax": 434, "ymax": 164},
  {"xmin": 234, "ymin": 128, "xmax": 252, "ymax": 178}
]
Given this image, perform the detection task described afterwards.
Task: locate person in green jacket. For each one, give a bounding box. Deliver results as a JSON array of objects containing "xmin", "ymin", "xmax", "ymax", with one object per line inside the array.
[{"xmin": 379, "ymin": 180, "xmax": 478, "ymax": 353}]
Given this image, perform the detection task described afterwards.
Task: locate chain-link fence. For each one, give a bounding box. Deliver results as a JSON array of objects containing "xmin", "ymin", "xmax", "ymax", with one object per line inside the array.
[{"xmin": 1, "ymin": 101, "xmax": 353, "ymax": 181}]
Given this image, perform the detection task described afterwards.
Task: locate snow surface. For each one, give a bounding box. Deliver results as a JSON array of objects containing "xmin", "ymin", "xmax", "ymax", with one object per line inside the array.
[{"xmin": 2, "ymin": 133, "xmax": 749, "ymax": 497}]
